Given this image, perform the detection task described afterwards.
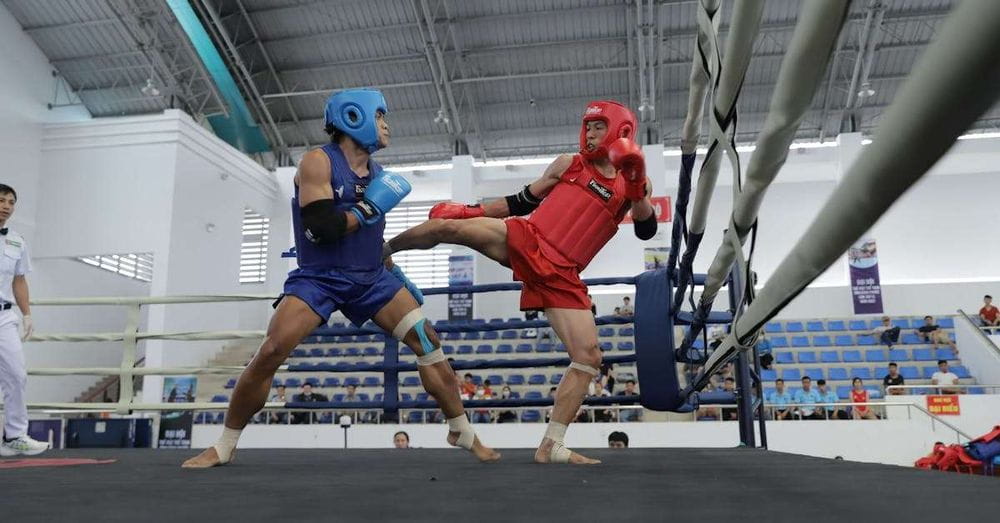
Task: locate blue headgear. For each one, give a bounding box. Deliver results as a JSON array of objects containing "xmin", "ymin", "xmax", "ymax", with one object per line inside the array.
[{"xmin": 324, "ymin": 88, "xmax": 388, "ymax": 154}]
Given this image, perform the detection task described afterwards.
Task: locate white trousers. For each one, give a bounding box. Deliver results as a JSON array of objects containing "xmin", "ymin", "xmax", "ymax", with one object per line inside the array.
[{"xmin": 0, "ymin": 309, "xmax": 27, "ymax": 439}]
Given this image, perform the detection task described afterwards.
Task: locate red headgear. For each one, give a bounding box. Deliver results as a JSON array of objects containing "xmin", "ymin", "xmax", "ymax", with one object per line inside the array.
[{"xmin": 579, "ymin": 101, "xmax": 638, "ymax": 160}]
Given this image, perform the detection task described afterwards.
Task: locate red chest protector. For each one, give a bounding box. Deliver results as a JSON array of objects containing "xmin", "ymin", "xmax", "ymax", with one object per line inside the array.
[{"xmin": 529, "ymin": 155, "xmax": 630, "ymax": 270}]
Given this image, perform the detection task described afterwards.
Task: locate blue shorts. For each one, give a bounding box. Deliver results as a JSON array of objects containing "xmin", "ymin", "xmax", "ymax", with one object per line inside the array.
[{"xmin": 280, "ymin": 266, "xmax": 403, "ymax": 326}]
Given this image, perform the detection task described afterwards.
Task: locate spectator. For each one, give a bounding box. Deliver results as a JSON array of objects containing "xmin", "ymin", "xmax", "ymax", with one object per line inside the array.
[
  {"xmin": 614, "ymin": 306, "xmax": 622, "ymax": 316},
  {"xmin": 393, "ymin": 431, "xmax": 410, "ymax": 449},
  {"xmin": 883, "ymin": 362, "xmax": 906, "ymax": 396},
  {"xmin": 589, "ymin": 375, "xmax": 613, "ymax": 422},
  {"xmin": 619, "ymin": 379, "xmax": 641, "ymax": 422},
  {"xmin": 756, "ymin": 334, "xmax": 773, "ymax": 369},
  {"xmin": 793, "ymin": 376, "xmax": 823, "ymax": 420},
  {"xmin": 816, "ymin": 379, "xmax": 845, "ymax": 420},
  {"xmin": 460, "ymin": 373, "xmax": 477, "ymax": 399},
  {"xmin": 536, "ymin": 311, "xmax": 556, "ymax": 343},
  {"xmin": 979, "ymin": 295, "xmax": 999, "ymax": 326},
  {"xmin": 850, "ymin": 378, "xmax": 878, "ymax": 420},
  {"xmin": 293, "ymin": 383, "xmax": 327, "ymax": 424},
  {"xmin": 620, "ymin": 296, "xmax": 634, "ymax": 317},
  {"xmin": 608, "ymin": 431, "xmax": 629, "ymax": 448},
  {"xmin": 931, "ymin": 360, "xmax": 962, "ymax": 394},
  {"xmin": 914, "ymin": 316, "xmax": 958, "ymax": 353},
  {"xmin": 496, "ymin": 386, "xmax": 517, "ymax": 423},
  {"xmin": 269, "ymin": 385, "xmax": 289, "ymax": 424},
  {"xmin": 601, "ymin": 363, "xmax": 616, "ymax": 395},
  {"xmin": 869, "ymin": 316, "xmax": 901, "ymax": 347},
  {"xmin": 768, "ymin": 379, "xmax": 792, "ymax": 420},
  {"xmin": 588, "ymin": 294, "xmax": 597, "ymax": 316},
  {"xmin": 720, "ymin": 377, "xmax": 738, "ymax": 421},
  {"xmin": 472, "ymin": 382, "xmax": 493, "ymax": 423}
]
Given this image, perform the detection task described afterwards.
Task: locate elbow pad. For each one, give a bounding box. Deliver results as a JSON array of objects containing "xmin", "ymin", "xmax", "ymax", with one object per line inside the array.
[
  {"xmin": 301, "ymin": 199, "xmax": 347, "ymax": 244},
  {"xmin": 634, "ymin": 213, "xmax": 657, "ymax": 240},
  {"xmin": 504, "ymin": 185, "xmax": 544, "ymax": 216}
]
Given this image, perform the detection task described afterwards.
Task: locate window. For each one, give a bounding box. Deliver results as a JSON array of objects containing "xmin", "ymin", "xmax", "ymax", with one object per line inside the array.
[
  {"xmin": 77, "ymin": 253, "xmax": 153, "ymax": 282},
  {"xmin": 384, "ymin": 203, "xmax": 451, "ymax": 288},
  {"xmin": 240, "ymin": 207, "xmax": 270, "ymax": 284}
]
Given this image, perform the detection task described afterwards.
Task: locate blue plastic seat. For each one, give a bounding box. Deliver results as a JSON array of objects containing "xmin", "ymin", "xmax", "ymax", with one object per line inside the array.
[
  {"xmin": 902, "ymin": 334, "xmax": 922, "ymax": 345},
  {"xmin": 496, "ymin": 344, "xmax": 513, "ymax": 354},
  {"xmin": 475, "ymin": 344, "xmax": 493, "ymax": 354},
  {"xmin": 345, "ymin": 347, "xmax": 361, "ymax": 357},
  {"xmin": 402, "ymin": 376, "xmax": 421, "ymax": 387},
  {"xmin": 501, "ymin": 330, "xmax": 517, "ymax": 339},
  {"xmin": 343, "ymin": 377, "xmax": 361, "ymax": 387},
  {"xmin": 848, "ymin": 320, "xmax": 867, "ymax": 331},
  {"xmin": 952, "ymin": 365, "xmax": 971, "ymax": 379},
  {"xmin": 850, "ymin": 367, "xmax": 872, "ymax": 380},
  {"xmin": 483, "ymin": 331, "xmax": 499, "ymax": 340},
  {"xmin": 528, "ymin": 374, "xmax": 546, "ymax": 385},
  {"xmin": 873, "ymin": 366, "xmax": 889, "ymax": 379},
  {"xmin": 865, "ymin": 350, "xmax": 887, "ymax": 362},
  {"xmin": 797, "ymin": 351, "xmax": 817, "ymax": 364},
  {"xmin": 326, "ymin": 348, "xmax": 342, "ymax": 357},
  {"xmin": 414, "ymin": 392, "xmax": 428, "ymax": 401},
  {"xmin": 617, "ymin": 341, "xmax": 635, "ymax": 351},
  {"xmin": 912, "ymin": 348, "xmax": 934, "ymax": 361},
  {"xmin": 869, "ymin": 319, "xmax": 883, "ymax": 329},
  {"xmin": 520, "ymin": 330, "xmax": 535, "ymax": 339},
  {"xmin": 272, "ymin": 378, "xmax": 282, "ymax": 388},
  {"xmin": 309, "ymin": 348, "xmax": 325, "ymax": 357},
  {"xmin": 549, "ymin": 373, "xmax": 563, "ymax": 384},
  {"xmin": 937, "ymin": 317, "xmax": 954, "ymax": 328},
  {"xmin": 515, "ymin": 344, "xmax": 533, "ymax": 353},
  {"xmin": 211, "ymin": 394, "xmax": 228, "ymax": 403},
  {"xmin": 888, "ymin": 348, "xmax": 909, "ymax": 362},
  {"xmin": 363, "ymin": 346, "xmax": 380, "ymax": 357},
  {"xmin": 224, "ymin": 378, "xmax": 236, "ymax": 389},
  {"xmin": 537, "ymin": 343, "xmax": 554, "ymax": 353},
  {"xmin": 842, "ymin": 350, "xmax": 862, "ymax": 363},
  {"xmin": 791, "ymin": 336, "xmax": 810, "ymax": 348},
  {"xmin": 936, "ymin": 348, "xmax": 956, "ymax": 361},
  {"xmin": 357, "ymin": 393, "xmax": 371, "ymax": 402},
  {"xmin": 785, "ymin": 322, "xmax": 804, "ymax": 333},
  {"xmin": 304, "ymin": 377, "xmax": 320, "ymax": 387},
  {"xmin": 836, "ymin": 386, "xmax": 852, "ymax": 400},
  {"xmin": 471, "ymin": 375, "xmax": 483, "ymax": 385},
  {"xmin": 599, "ymin": 341, "xmax": 613, "ymax": 351},
  {"xmin": 781, "ymin": 368, "xmax": 801, "ymax": 381},
  {"xmin": 598, "ymin": 327, "xmax": 614, "ymax": 337},
  {"xmin": 761, "ymin": 369, "xmax": 777, "ymax": 381},
  {"xmin": 362, "ymin": 377, "xmax": 380, "ymax": 387},
  {"xmin": 764, "ymin": 322, "xmax": 783, "ymax": 333},
  {"xmin": 812, "ymin": 336, "xmax": 832, "ymax": 347},
  {"xmin": 444, "ymin": 332, "xmax": 462, "ymax": 341},
  {"xmin": 323, "ymin": 377, "xmax": 340, "ymax": 388},
  {"xmin": 827, "ymin": 320, "xmax": 846, "ymax": 331},
  {"xmin": 856, "ymin": 335, "xmax": 876, "ymax": 346},
  {"xmin": 521, "ymin": 410, "xmax": 541, "ymax": 422},
  {"xmin": 407, "ymin": 411, "xmax": 424, "ymax": 423},
  {"xmin": 828, "ymin": 367, "xmax": 848, "ymax": 381},
  {"xmin": 400, "ymin": 393, "xmax": 413, "ymax": 401},
  {"xmin": 284, "ymin": 378, "xmax": 301, "ymax": 388},
  {"xmin": 441, "ymin": 345, "xmax": 455, "ymax": 355},
  {"xmin": 292, "ymin": 349, "xmax": 307, "ymax": 358},
  {"xmin": 463, "ymin": 332, "xmax": 481, "ymax": 340},
  {"xmin": 803, "ymin": 367, "xmax": 824, "ymax": 380},
  {"xmin": 775, "ymin": 352, "xmax": 794, "ymax": 364},
  {"xmin": 892, "ymin": 319, "xmax": 910, "ymax": 329},
  {"xmin": 922, "ymin": 366, "xmax": 938, "ymax": 379},
  {"xmin": 524, "ymin": 391, "xmax": 544, "ymax": 400},
  {"xmin": 834, "ymin": 335, "xmax": 854, "ymax": 347},
  {"xmin": 619, "ymin": 327, "xmax": 635, "ymax": 336},
  {"xmin": 457, "ymin": 345, "xmax": 473, "ymax": 355},
  {"xmin": 487, "ymin": 375, "xmax": 504, "ymax": 386},
  {"xmin": 770, "ymin": 337, "xmax": 788, "ymax": 348},
  {"xmin": 806, "ymin": 321, "xmax": 825, "ymax": 332},
  {"xmin": 506, "ymin": 374, "xmax": 525, "ymax": 385},
  {"xmin": 900, "ymin": 366, "xmax": 919, "ymax": 379}
]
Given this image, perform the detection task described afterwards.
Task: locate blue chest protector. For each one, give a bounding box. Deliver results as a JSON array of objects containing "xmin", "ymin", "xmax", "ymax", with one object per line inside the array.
[{"xmin": 291, "ymin": 143, "xmax": 386, "ymax": 271}]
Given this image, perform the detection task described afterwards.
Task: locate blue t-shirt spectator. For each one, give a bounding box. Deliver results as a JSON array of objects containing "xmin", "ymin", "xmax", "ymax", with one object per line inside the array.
[
  {"xmin": 821, "ymin": 390, "xmax": 839, "ymax": 412},
  {"xmin": 756, "ymin": 338, "xmax": 772, "ymax": 356},
  {"xmin": 793, "ymin": 388, "xmax": 822, "ymax": 416},
  {"xmin": 768, "ymin": 390, "xmax": 792, "ymax": 408}
]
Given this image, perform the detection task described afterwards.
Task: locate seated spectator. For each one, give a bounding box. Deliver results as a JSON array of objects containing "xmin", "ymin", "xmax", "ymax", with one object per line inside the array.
[
  {"xmin": 614, "ymin": 306, "xmax": 622, "ymax": 316},
  {"xmin": 472, "ymin": 382, "xmax": 493, "ymax": 423},
  {"xmin": 696, "ymin": 380, "xmax": 721, "ymax": 421},
  {"xmin": 589, "ymin": 375, "xmax": 613, "ymax": 422},
  {"xmin": 883, "ymin": 362, "xmax": 905, "ymax": 396},
  {"xmin": 460, "ymin": 373, "xmax": 477, "ymax": 399},
  {"xmin": 931, "ymin": 360, "xmax": 962, "ymax": 394},
  {"xmin": 869, "ymin": 316, "xmax": 901, "ymax": 347},
  {"xmin": 850, "ymin": 378, "xmax": 878, "ymax": 420},
  {"xmin": 393, "ymin": 431, "xmax": 410, "ymax": 449},
  {"xmin": 816, "ymin": 379, "xmax": 846, "ymax": 420},
  {"xmin": 608, "ymin": 431, "xmax": 629, "ymax": 448},
  {"xmin": 979, "ymin": 294, "xmax": 1000, "ymax": 326},
  {"xmin": 268, "ymin": 385, "xmax": 289, "ymax": 424},
  {"xmin": 619, "ymin": 379, "xmax": 641, "ymax": 422},
  {"xmin": 793, "ymin": 376, "xmax": 823, "ymax": 420},
  {"xmin": 293, "ymin": 383, "xmax": 328, "ymax": 424},
  {"xmin": 601, "ymin": 363, "xmax": 616, "ymax": 395},
  {"xmin": 496, "ymin": 386, "xmax": 517, "ymax": 423},
  {"xmin": 756, "ymin": 334, "xmax": 773, "ymax": 369},
  {"xmin": 768, "ymin": 379, "xmax": 792, "ymax": 420},
  {"xmin": 620, "ymin": 296, "xmax": 634, "ymax": 317},
  {"xmin": 537, "ymin": 312, "xmax": 557, "ymax": 343},
  {"xmin": 914, "ymin": 316, "xmax": 958, "ymax": 353},
  {"xmin": 720, "ymin": 377, "xmax": 738, "ymax": 421}
]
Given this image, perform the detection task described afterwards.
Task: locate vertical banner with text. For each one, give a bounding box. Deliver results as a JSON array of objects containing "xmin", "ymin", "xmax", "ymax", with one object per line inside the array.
[
  {"xmin": 448, "ymin": 254, "xmax": 475, "ymax": 322},
  {"xmin": 847, "ymin": 238, "xmax": 884, "ymax": 314}
]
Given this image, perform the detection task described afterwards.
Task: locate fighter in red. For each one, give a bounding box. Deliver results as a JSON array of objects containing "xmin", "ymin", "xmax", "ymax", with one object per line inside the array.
[{"xmin": 383, "ymin": 101, "xmax": 657, "ymax": 464}]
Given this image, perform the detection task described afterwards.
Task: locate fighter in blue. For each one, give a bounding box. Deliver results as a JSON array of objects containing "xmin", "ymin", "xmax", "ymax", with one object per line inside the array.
[{"xmin": 184, "ymin": 89, "xmax": 500, "ymax": 467}]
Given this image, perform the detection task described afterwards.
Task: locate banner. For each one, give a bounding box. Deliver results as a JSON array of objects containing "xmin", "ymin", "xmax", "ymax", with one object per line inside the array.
[
  {"xmin": 622, "ymin": 196, "xmax": 672, "ymax": 224},
  {"xmin": 847, "ymin": 238, "xmax": 883, "ymax": 314},
  {"xmin": 159, "ymin": 376, "xmax": 197, "ymax": 449},
  {"xmin": 448, "ymin": 254, "xmax": 475, "ymax": 322},
  {"xmin": 926, "ymin": 395, "xmax": 961, "ymax": 415},
  {"xmin": 644, "ymin": 247, "xmax": 670, "ymax": 271}
]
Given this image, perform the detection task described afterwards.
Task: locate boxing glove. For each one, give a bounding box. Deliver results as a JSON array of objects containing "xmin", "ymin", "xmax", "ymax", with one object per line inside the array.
[
  {"xmin": 608, "ymin": 138, "xmax": 648, "ymax": 201},
  {"xmin": 351, "ymin": 171, "xmax": 411, "ymax": 226},
  {"xmin": 428, "ymin": 202, "xmax": 486, "ymax": 220}
]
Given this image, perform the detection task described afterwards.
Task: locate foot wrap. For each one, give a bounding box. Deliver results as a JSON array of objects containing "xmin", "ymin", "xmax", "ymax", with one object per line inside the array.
[
  {"xmin": 447, "ymin": 414, "xmax": 476, "ymax": 450},
  {"xmin": 212, "ymin": 427, "xmax": 242, "ymax": 464},
  {"xmin": 544, "ymin": 422, "xmax": 572, "ymax": 463}
]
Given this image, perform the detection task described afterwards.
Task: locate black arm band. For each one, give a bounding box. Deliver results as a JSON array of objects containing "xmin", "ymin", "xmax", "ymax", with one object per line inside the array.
[
  {"xmin": 634, "ymin": 213, "xmax": 658, "ymax": 240},
  {"xmin": 301, "ymin": 199, "xmax": 347, "ymax": 244},
  {"xmin": 504, "ymin": 185, "xmax": 544, "ymax": 216}
]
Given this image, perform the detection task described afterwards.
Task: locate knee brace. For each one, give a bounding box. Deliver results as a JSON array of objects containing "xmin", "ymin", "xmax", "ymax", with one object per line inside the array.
[{"xmin": 392, "ymin": 309, "xmax": 444, "ymax": 366}]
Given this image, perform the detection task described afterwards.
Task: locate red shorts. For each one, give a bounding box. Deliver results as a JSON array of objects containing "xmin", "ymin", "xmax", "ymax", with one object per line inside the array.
[{"xmin": 505, "ymin": 218, "xmax": 590, "ymax": 311}]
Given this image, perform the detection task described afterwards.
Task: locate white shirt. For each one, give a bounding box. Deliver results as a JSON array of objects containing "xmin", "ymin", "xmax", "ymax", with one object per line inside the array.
[
  {"xmin": 931, "ymin": 371, "xmax": 959, "ymax": 386},
  {"xmin": 0, "ymin": 229, "xmax": 31, "ymax": 304}
]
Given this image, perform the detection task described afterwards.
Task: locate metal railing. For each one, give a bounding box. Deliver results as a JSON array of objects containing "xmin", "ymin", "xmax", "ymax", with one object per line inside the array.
[{"xmin": 886, "ymin": 384, "xmax": 1000, "ymax": 394}]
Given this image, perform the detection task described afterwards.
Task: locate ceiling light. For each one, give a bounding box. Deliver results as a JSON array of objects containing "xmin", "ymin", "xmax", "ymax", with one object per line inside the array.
[
  {"xmin": 433, "ymin": 108, "xmax": 449, "ymax": 125},
  {"xmin": 141, "ymin": 78, "xmax": 160, "ymax": 97},
  {"xmin": 857, "ymin": 82, "xmax": 875, "ymax": 99}
]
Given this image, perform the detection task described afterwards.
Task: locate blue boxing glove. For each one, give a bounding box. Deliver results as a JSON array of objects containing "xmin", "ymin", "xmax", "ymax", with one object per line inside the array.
[
  {"xmin": 351, "ymin": 171, "xmax": 411, "ymax": 226},
  {"xmin": 389, "ymin": 263, "xmax": 424, "ymax": 305}
]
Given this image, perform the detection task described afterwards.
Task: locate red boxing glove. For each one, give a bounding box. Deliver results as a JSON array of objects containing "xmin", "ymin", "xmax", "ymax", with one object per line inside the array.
[
  {"xmin": 429, "ymin": 202, "xmax": 486, "ymax": 220},
  {"xmin": 608, "ymin": 138, "xmax": 648, "ymax": 201}
]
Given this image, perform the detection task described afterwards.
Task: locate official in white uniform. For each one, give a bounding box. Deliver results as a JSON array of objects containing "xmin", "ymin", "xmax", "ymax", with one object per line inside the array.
[{"xmin": 0, "ymin": 184, "xmax": 47, "ymax": 456}]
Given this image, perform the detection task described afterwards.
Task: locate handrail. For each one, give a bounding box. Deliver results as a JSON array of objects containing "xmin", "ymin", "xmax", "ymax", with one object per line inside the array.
[
  {"xmin": 957, "ymin": 308, "xmax": 1000, "ymax": 356},
  {"xmin": 887, "ymin": 384, "xmax": 1000, "ymax": 393}
]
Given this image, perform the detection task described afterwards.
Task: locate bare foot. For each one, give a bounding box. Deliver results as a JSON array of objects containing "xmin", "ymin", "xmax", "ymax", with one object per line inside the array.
[
  {"xmin": 448, "ymin": 432, "xmax": 501, "ymax": 463},
  {"xmin": 181, "ymin": 447, "xmax": 231, "ymax": 469},
  {"xmin": 534, "ymin": 438, "xmax": 600, "ymax": 465}
]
